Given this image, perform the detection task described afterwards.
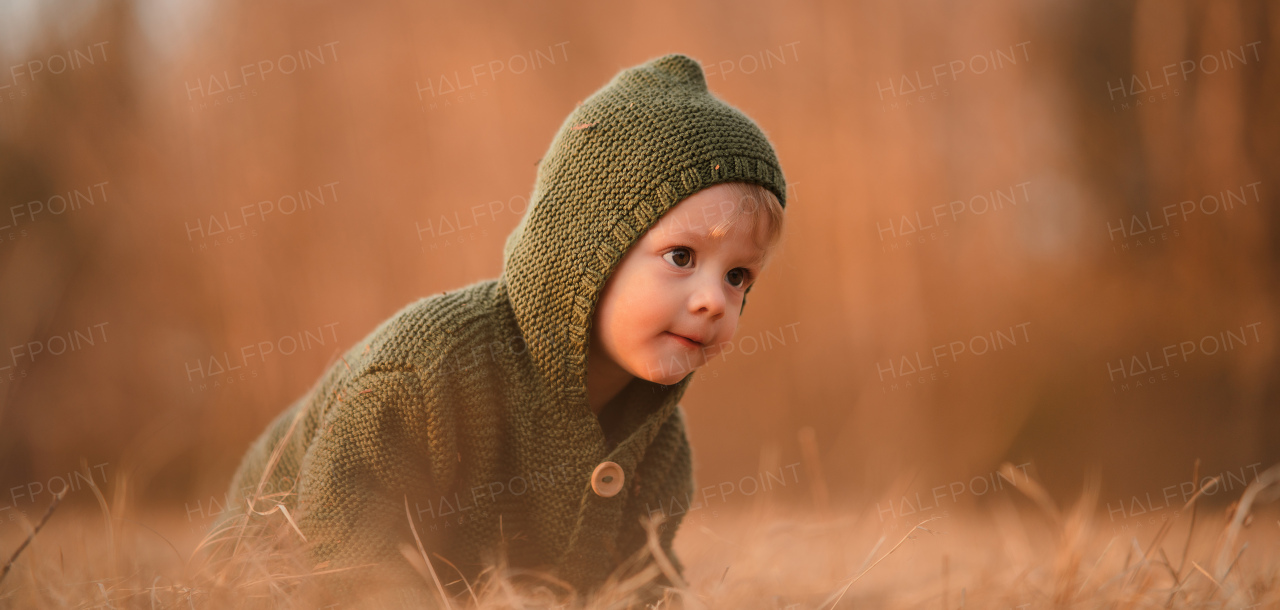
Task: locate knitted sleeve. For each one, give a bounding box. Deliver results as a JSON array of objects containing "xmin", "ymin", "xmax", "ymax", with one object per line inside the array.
[{"xmin": 291, "ymin": 368, "xmax": 448, "ymax": 605}]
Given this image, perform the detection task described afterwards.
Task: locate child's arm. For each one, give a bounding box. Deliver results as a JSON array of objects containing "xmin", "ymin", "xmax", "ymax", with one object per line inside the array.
[
  {"xmin": 292, "ymin": 368, "xmax": 447, "ymax": 601},
  {"xmin": 210, "ymin": 392, "xmax": 315, "ymax": 544},
  {"xmin": 218, "ymin": 366, "xmax": 451, "ymax": 607}
]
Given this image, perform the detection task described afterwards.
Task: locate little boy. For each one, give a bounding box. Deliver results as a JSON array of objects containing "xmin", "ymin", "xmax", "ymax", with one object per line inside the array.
[{"xmin": 218, "ymin": 53, "xmax": 788, "ymax": 606}]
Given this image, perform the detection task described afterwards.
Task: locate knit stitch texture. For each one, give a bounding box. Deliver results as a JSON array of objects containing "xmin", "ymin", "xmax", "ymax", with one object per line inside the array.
[{"xmin": 218, "ymin": 52, "xmax": 787, "ymax": 607}]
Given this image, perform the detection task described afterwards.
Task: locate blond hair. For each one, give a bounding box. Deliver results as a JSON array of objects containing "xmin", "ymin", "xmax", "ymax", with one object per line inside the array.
[{"xmin": 706, "ymin": 181, "xmax": 786, "ymax": 250}]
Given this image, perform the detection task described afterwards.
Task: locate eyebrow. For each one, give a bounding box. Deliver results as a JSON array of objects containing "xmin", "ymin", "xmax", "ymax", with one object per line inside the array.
[{"xmin": 658, "ymin": 222, "xmax": 711, "ymax": 240}]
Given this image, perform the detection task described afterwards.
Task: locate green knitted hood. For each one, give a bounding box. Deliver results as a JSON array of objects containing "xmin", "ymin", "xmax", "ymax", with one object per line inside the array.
[{"xmin": 502, "ymin": 52, "xmax": 788, "ymax": 411}]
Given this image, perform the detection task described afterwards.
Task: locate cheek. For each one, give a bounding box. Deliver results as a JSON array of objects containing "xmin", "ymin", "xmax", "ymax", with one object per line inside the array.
[
  {"xmin": 598, "ymin": 265, "xmax": 670, "ymax": 346},
  {"xmin": 615, "ymin": 270, "xmax": 677, "ymax": 329}
]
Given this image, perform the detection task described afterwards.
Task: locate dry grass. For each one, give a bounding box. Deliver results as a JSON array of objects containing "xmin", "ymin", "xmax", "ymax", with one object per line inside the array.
[{"xmin": 1, "ymin": 462, "xmax": 1278, "ymax": 609}]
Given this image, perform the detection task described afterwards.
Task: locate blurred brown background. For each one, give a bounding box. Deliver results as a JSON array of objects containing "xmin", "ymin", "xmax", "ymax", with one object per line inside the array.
[{"xmin": 0, "ymin": 0, "xmax": 1277, "ymax": 528}]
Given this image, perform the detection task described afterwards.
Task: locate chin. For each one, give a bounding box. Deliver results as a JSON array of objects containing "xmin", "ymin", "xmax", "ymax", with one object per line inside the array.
[
  {"xmin": 649, "ymin": 371, "xmax": 694, "ymax": 386},
  {"xmin": 630, "ymin": 350, "xmax": 704, "ymax": 385}
]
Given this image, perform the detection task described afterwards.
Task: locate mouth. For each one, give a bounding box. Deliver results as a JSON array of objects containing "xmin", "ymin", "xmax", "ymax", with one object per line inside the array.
[{"xmin": 665, "ymin": 331, "xmax": 705, "ymax": 349}]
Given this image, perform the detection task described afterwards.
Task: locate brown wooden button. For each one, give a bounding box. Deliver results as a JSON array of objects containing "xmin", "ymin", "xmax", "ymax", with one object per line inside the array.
[{"xmin": 591, "ymin": 461, "xmax": 624, "ymax": 497}]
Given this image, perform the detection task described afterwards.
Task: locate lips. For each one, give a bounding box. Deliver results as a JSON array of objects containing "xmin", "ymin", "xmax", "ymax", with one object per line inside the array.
[{"xmin": 666, "ymin": 331, "xmax": 705, "ymax": 348}]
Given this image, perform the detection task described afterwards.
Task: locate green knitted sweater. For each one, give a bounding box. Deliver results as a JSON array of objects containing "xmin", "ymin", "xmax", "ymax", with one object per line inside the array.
[{"xmin": 219, "ymin": 53, "xmax": 787, "ymax": 606}]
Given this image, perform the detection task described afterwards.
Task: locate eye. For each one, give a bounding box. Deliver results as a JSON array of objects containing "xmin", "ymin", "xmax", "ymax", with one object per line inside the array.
[
  {"xmin": 663, "ymin": 247, "xmax": 693, "ymax": 268},
  {"xmin": 726, "ymin": 268, "xmax": 752, "ymax": 288}
]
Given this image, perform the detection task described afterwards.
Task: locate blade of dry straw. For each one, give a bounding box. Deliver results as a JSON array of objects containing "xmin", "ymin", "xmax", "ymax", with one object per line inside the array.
[
  {"xmin": 598, "ymin": 529, "xmax": 667, "ymax": 604},
  {"xmin": 641, "ymin": 512, "xmax": 705, "ymax": 610},
  {"xmin": 491, "ymin": 514, "xmax": 525, "ymax": 608},
  {"xmin": 0, "ymin": 490, "xmax": 66, "ymax": 586},
  {"xmin": 798, "ymin": 427, "xmax": 831, "ymax": 517},
  {"xmin": 999, "ymin": 462, "xmax": 1061, "ymax": 525},
  {"xmin": 1155, "ymin": 547, "xmax": 1179, "ymax": 583},
  {"xmin": 79, "ymin": 457, "xmax": 117, "ymax": 578},
  {"xmin": 505, "ymin": 567, "xmax": 579, "ymax": 607},
  {"xmin": 1190, "ymin": 561, "xmax": 1224, "ymax": 593},
  {"xmin": 1220, "ymin": 543, "xmax": 1247, "ymax": 584},
  {"xmin": 404, "ymin": 495, "xmax": 454, "ymax": 610},
  {"xmin": 430, "ymin": 551, "xmax": 481, "ymax": 607},
  {"xmin": 1073, "ymin": 535, "xmax": 1116, "ymax": 598},
  {"xmin": 109, "ymin": 462, "xmax": 130, "ymax": 536},
  {"xmin": 1176, "ymin": 459, "xmax": 1201, "ymax": 577},
  {"xmin": 239, "ymin": 561, "xmax": 380, "ymax": 588},
  {"xmin": 1214, "ymin": 463, "xmax": 1280, "ymax": 580},
  {"xmin": 245, "ymin": 503, "xmax": 307, "ymax": 542},
  {"xmin": 120, "ymin": 517, "xmax": 183, "ymax": 565},
  {"xmin": 821, "ymin": 515, "xmax": 943, "ymax": 610},
  {"xmin": 611, "ymin": 562, "xmax": 664, "ymax": 600},
  {"xmin": 233, "ymin": 403, "xmax": 310, "ymax": 557},
  {"xmin": 855, "ymin": 534, "xmax": 886, "ymax": 575},
  {"xmin": 1121, "ymin": 474, "xmax": 1222, "ymax": 591},
  {"xmin": 192, "ymin": 519, "xmax": 256, "ymax": 556}
]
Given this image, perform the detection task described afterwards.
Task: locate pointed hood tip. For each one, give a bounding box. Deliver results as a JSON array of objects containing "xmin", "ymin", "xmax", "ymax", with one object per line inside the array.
[{"xmin": 623, "ymin": 53, "xmax": 709, "ymax": 92}]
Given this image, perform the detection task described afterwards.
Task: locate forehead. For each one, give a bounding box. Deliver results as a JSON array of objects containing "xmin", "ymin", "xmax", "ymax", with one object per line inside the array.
[{"xmin": 647, "ymin": 193, "xmax": 771, "ymax": 256}]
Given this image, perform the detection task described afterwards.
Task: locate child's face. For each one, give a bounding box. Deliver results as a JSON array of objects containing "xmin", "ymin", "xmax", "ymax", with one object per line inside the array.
[{"xmin": 591, "ymin": 183, "xmax": 773, "ymax": 386}]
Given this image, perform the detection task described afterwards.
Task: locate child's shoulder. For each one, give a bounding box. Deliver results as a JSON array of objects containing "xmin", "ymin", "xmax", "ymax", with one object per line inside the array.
[{"xmin": 353, "ymin": 278, "xmax": 508, "ymax": 375}]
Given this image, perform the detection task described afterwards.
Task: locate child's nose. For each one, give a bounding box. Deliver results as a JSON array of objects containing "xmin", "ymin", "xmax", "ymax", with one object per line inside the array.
[{"xmin": 688, "ymin": 275, "xmax": 726, "ymax": 318}]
